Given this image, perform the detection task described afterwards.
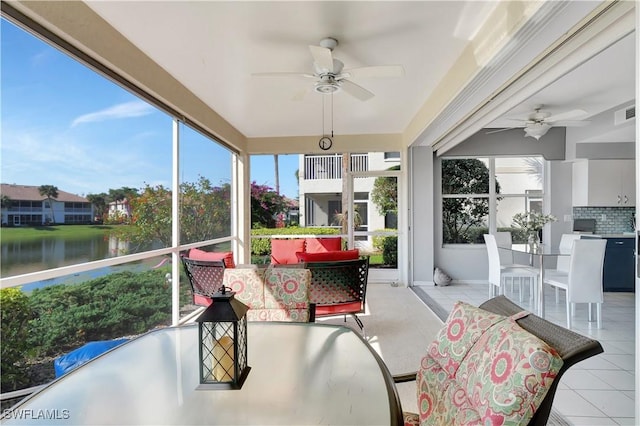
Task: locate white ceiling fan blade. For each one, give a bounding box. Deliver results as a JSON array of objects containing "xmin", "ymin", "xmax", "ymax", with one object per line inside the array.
[
  {"xmin": 340, "ymin": 80, "xmax": 374, "ymax": 101},
  {"xmin": 485, "ymin": 127, "xmax": 517, "ymax": 134},
  {"xmin": 545, "ymin": 109, "xmax": 587, "ymax": 122},
  {"xmin": 344, "ymin": 65, "xmax": 405, "ymax": 78},
  {"xmin": 252, "ymin": 72, "xmax": 314, "ymax": 79},
  {"xmin": 309, "ymin": 45, "xmax": 334, "ymax": 73}
]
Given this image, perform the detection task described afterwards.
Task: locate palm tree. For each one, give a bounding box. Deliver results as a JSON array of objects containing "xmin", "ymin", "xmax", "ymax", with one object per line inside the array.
[
  {"xmin": 38, "ymin": 185, "xmax": 59, "ymax": 224},
  {"xmin": 86, "ymin": 193, "xmax": 108, "ymax": 223}
]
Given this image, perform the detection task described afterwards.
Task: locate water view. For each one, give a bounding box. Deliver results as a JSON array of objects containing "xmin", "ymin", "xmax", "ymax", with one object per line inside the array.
[{"xmin": 0, "ymin": 228, "xmax": 162, "ymax": 291}]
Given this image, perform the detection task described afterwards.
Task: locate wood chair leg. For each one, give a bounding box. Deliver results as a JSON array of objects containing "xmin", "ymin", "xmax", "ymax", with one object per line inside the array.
[{"xmin": 566, "ymin": 299, "xmax": 571, "ymax": 329}]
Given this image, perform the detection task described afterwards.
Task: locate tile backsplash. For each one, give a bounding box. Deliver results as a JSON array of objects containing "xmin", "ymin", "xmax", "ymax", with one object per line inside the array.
[{"xmin": 572, "ymin": 206, "xmax": 635, "ymax": 234}]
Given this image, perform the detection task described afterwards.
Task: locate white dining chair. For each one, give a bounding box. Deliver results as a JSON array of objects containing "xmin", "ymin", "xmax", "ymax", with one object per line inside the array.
[
  {"xmin": 483, "ymin": 234, "xmax": 538, "ymax": 300},
  {"xmin": 543, "ymin": 239, "xmax": 607, "ymax": 329},
  {"xmin": 545, "ymin": 234, "xmax": 583, "ymax": 303},
  {"xmin": 494, "ymin": 231, "xmax": 536, "ymax": 303}
]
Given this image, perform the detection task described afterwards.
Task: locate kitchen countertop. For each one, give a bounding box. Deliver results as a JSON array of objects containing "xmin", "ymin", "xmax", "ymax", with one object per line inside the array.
[{"xmin": 592, "ymin": 233, "xmax": 636, "ymax": 238}]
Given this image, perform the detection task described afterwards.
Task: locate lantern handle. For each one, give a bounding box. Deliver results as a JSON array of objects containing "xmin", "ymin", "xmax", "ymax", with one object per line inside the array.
[{"xmin": 218, "ymin": 285, "xmax": 232, "ymax": 294}]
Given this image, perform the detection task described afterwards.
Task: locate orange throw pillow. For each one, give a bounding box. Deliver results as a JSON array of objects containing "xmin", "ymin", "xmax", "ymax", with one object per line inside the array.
[
  {"xmin": 270, "ymin": 239, "xmax": 305, "ymax": 264},
  {"xmin": 296, "ymin": 249, "xmax": 360, "ymax": 263},
  {"xmin": 305, "ymin": 237, "xmax": 342, "ymax": 253},
  {"xmin": 188, "ymin": 248, "xmax": 235, "ymax": 269}
]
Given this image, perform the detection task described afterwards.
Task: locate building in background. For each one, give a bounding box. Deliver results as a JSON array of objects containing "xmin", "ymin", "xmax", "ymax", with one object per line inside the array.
[{"xmin": 0, "ymin": 184, "xmax": 93, "ymax": 226}]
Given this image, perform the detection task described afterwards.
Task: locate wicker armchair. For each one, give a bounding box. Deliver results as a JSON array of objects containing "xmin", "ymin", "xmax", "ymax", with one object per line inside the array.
[
  {"xmin": 302, "ymin": 257, "xmax": 370, "ymax": 332},
  {"xmin": 394, "ymin": 295, "xmax": 604, "ymax": 426},
  {"xmin": 181, "ymin": 257, "xmax": 226, "ymax": 306}
]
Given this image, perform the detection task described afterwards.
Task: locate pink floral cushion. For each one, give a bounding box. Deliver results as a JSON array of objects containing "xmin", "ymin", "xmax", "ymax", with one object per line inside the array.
[
  {"xmin": 428, "ymin": 300, "xmax": 505, "ymax": 378},
  {"xmin": 221, "ymin": 267, "xmax": 312, "ymax": 322},
  {"xmin": 263, "ymin": 267, "xmax": 311, "ymax": 310},
  {"xmin": 415, "ymin": 301, "xmax": 563, "ymax": 426},
  {"xmin": 222, "ymin": 268, "xmax": 266, "ymax": 309}
]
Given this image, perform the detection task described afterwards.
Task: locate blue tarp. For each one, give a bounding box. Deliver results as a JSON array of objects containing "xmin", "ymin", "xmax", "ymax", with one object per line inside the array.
[{"xmin": 54, "ymin": 338, "xmax": 129, "ymax": 377}]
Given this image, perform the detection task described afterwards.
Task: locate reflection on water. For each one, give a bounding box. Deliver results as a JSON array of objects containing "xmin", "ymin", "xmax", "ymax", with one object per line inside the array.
[{"xmin": 1, "ymin": 235, "xmax": 160, "ymax": 290}]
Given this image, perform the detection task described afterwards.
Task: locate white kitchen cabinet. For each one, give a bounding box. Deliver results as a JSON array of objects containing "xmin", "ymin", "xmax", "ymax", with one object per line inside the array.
[{"xmin": 572, "ymin": 159, "xmax": 636, "ymax": 207}]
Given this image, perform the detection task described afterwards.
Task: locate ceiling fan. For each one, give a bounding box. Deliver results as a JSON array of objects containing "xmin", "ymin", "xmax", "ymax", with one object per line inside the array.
[
  {"xmin": 252, "ymin": 37, "xmax": 405, "ymax": 101},
  {"xmin": 487, "ymin": 106, "xmax": 590, "ymax": 140}
]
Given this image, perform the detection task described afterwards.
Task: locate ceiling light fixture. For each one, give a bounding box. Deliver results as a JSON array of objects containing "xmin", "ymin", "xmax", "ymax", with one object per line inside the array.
[
  {"xmin": 524, "ymin": 122, "xmax": 551, "ymax": 140},
  {"xmin": 314, "ymin": 75, "xmax": 341, "ymax": 95}
]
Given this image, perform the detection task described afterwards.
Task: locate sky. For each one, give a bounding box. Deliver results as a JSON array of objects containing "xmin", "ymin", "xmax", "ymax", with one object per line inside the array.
[{"xmin": 0, "ymin": 19, "xmax": 300, "ymax": 199}]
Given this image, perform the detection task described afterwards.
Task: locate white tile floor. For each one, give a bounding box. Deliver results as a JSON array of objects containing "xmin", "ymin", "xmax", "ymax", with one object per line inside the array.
[{"xmin": 416, "ymin": 282, "xmax": 636, "ymax": 426}]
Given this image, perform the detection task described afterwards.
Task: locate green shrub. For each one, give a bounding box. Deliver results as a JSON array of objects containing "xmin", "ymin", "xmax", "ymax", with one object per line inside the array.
[
  {"xmin": 382, "ymin": 236, "xmax": 398, "ymax": 267},
  {"xmin": 372, "ymin": 229, "xmax": 396, "ymax": 252},
  {"xmin": 27, "ymin": 269, "xmax": 173, "ymax": 356},
  {"xmin": 1, "ymin": 288, "xmax": 32, "ymax": 391}
]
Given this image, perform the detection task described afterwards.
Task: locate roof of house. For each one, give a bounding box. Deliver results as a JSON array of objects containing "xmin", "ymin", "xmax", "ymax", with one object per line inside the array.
[{"xmin": 1, "ymin": 184, "xmax": 88, "ymax": 203}]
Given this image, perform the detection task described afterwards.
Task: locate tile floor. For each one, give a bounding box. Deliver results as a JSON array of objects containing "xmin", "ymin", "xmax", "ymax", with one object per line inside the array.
[{"xmin": 415, "ymin": 282, "xmax": 636, "ymax": 426}]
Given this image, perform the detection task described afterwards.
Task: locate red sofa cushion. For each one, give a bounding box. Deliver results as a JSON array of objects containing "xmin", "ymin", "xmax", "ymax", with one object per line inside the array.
[
  {"xmin": 188, "ymin": 248, "xmax": 235, "ymax": 269},
  {"xmin": 270, "ymin": 239, "xmax": 305, "ymax": 264},
  {"xmin": 305, "ymin": 237, "xmax": 342, "ymax": 253},
  {"xmin": 296, "ymin": 249, "xmax": 360, "ymax": 263}
]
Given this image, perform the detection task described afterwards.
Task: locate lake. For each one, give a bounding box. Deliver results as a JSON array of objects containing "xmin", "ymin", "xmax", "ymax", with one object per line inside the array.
[{"xmin": 1, "ymin": 234, "xmax": 162, "ymax": 291}]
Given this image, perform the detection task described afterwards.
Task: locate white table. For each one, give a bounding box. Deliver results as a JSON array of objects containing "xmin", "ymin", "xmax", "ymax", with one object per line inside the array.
[
  {"xmin": 2, "ymin": 322, "xmax": 402, "ymax": 425},
  {"xmin": 510, "ymin": 244, "xmax": 568, "ymax": 318}
]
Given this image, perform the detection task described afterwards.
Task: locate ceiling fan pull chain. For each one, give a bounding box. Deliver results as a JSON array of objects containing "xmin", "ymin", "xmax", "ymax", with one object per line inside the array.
[
  {"xmin": 331, "ymin": 93, "xmax": 334, "ymax": 138},
  {"xmin": 321, "ymin": 95, "xmax": 325, "ymax": 137}
]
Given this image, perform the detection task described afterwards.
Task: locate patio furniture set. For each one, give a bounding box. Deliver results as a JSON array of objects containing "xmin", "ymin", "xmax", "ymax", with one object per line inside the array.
[{"xmin": 6, "ymin": 238, "xmax": 604, "ymax": 425}]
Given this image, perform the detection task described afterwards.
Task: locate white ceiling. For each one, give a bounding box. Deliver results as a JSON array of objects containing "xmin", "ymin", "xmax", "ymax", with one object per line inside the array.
[{"xmin": 83, "ymin": 1, "xmax": 635, "ymax": 142}]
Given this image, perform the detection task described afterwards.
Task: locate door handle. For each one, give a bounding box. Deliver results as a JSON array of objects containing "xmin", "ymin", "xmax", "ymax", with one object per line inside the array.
[
  {"xmin": 624, "ymin": 195, "xmax": 628, "ymax": 204},
  {"xmin": 617, "ymin": 195, "xmax": 621, "ymax": 204}
]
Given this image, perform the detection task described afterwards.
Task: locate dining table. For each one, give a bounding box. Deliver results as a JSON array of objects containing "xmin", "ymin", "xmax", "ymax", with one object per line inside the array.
[
  {"xmin": 509, "ymin": 243, "xmax": 569, "ymax": 318},
  {"xmin": 1, "ymin": 322, "xmax": 403, "ymax": 425}
]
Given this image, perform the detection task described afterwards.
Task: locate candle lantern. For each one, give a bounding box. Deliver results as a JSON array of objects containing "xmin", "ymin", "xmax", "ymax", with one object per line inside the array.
[{"xmin": 195, "ymin": 286, "xmax": 250, "ymax": 390}]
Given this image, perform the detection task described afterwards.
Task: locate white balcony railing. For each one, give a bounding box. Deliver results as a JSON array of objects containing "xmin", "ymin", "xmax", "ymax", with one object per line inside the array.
[{"xmin": 304, "ymin": 154, "xmax": 368, "ymax": 180}]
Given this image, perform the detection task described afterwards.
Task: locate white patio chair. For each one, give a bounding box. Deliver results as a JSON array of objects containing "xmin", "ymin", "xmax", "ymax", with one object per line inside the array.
[
  {"xmin": 543, "ymin": 239, "xmax": 607, "ymax": 329},
  {"xmin": 484, "ymin": 234, "xmax": 538, "ymax": 301},
  {"xmin": 495, "ymin": 231, "xmax": 537, "ymax": 303}
]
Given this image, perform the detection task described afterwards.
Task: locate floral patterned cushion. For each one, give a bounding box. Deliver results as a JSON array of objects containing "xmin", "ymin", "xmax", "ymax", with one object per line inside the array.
[
  {"xmin": 223, "ymin": 268, "xmax": 267, "ymax": 309},
  {"xmin": 416, "ymin": 301, "xmax": 563, "ymax": 426},
  {"xmin": 246, "ymin": 309, "xmax": 311, "ymax": 322},
  {"xmin": 222, "ymin": 267, "xmax": 312, "ymax": 322},
  {"xmin": 427, "ymin": 300, "xmax": 505, "ymax": 377},
  {"xmin": 263, "ymin": 267, "xmax": 311, "ymax": 310}
]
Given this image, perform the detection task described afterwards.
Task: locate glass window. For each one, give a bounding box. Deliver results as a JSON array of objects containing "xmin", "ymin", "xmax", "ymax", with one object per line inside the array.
[{"xmin": 442, "ymin": 156, "xmax": 545, "ymax": 244}]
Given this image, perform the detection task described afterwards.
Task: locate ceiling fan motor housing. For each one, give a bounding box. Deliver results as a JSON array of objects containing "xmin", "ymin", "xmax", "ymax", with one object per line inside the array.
[{"xmin": 314, "ymin": 75, "xmax": 341, "ymax": 94}]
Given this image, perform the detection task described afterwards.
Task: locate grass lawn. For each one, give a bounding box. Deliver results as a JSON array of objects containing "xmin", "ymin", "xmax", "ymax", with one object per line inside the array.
[{"xmin": 0, "ymin": 224, "xmax": 130, "ymax": 243}]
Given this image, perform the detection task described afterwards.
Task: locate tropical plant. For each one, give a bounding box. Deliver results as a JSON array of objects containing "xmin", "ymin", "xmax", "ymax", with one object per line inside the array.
[
  {"xmin": 442, "ymin": 159, "xmax": 500, "ymax": 243},
  {"xmin": 38, "ymin": 184, "xmax": 59, "ymax": 224},
  {"xmin": 86, "ymin": 192, "xmax": 108, "ymax": 222},
  {"xmin": 512, "ymin": 211, "xmax": 557, "ymax": 235},
  {"xmin": 250, "ymin": 182, "xmax": 288, "ymax": 228},
  {"xmin": 332, "ymin": 206, "xmax": 362, "ymax": 230},
  {"xmin": 371, "ymin": 165, "xmax": 399, "ymax": 216}
]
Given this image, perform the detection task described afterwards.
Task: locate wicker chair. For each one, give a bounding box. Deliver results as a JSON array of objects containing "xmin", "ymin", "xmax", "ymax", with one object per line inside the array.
[
  {"xmin": 181, "ymin": 257, "xmax": 226, "ymax": 306},
  {"xmin": 302, "ymin": 257, "xmax": 370, "ymax": 332},
  {"xmin": 394, "ymin": 295, "xmax": 604, "ymax": 426}
]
